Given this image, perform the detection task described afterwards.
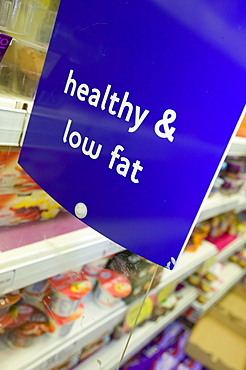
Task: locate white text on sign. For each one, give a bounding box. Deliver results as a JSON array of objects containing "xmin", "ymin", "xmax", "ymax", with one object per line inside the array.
[
  {"xmin": 63, "ymin": 119, "xmax": 143, "ymax": 183},
  {"xmin": 63, "ymin": 69, "xmax": 177, "ymax": 140}
]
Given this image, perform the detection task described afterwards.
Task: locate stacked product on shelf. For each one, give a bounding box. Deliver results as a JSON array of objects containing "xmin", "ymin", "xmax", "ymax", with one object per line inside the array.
[
  {"xmin": 185, "ymin": 210, "xmax": 246, "ymax": 253},
  {"xmin": 82, "ymin": 256, "xmax": 113, "ymax": 287},
  {"xmin": 94, "ymin": 269, "xmax": 132, "ymax": 308},
  {"xmin": 209, "ymin": 156, "xmax": 246, "ymax": 197},
  {"xmin": 106, "ymin": 250, "xmax": 164, "ymax": 304},
  {"xmin": 112, "ymin": 281, "xmax": 189, "ymax": 339},
  {"xmin": 120, "ymin": 320, "xmax": 203, "ymax": 370},
  {"xmin": 98, "ymin": 250, "xmax": 172, "ymax": 339},
  {"xmin": 186, "ymin": 262, "xmax": 225, "ymax": 305},
  {"xmin": 0, "ymin": 254, "xmax": 133, "ymax": 349},
  {"xmin": 185, "ymin": 220, "xmax": 211, "ymax": 252},
  {"xmin": 0, "ymin": 147, "xmax": 62, "ymax": 226},
  {"xmin": 0, "ymin": 289, "xmax": 51, "ymax": 349},
  {"xmin": 230, "ymin": 248, "xmax": 246, "ymax": 268},
  {"xmin": 0, "ymin": 0, "xmax": 60, "ymax": 99},
  {"xmin": 205, "ymin": 211, "xmax": 246, "ymax": 251},
  {"xmin": 112, "ymin": 281, "xmax": 180, "ymax": 340},
  {"xmin": 0, "ymin": 271, "xmax": 92, "ymax": 348}
]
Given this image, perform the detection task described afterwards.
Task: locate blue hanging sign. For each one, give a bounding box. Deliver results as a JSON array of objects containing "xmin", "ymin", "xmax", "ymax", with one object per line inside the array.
[{"xmin": 19, "ymin": 0, "xmax": 246, "ymax": 269}]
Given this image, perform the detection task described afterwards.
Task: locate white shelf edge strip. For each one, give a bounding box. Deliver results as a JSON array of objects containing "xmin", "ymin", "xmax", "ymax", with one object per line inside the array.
[
  {"xmin": 78, "ymin": 286, "xmax": 197, "ymax": 370},
  {"xmin": 198, "ymin": 193, "xmax": 241, "ymax": 223},
  {"xmin": 0, "ymin": 227, "xmax": 124, "ymax": 295},
  {"xmin": 228, "ymin": 136, "xmax": 246, "ymax": 156},
  {"xmin": 0, "ymin": 238, "xmax": 216, "ymax": 297}
]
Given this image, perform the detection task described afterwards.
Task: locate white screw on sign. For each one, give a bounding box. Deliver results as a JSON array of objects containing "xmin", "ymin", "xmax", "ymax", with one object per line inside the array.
[{"xmin": 75, "ymin": 203, "xmax": 88, "ymax": 219}]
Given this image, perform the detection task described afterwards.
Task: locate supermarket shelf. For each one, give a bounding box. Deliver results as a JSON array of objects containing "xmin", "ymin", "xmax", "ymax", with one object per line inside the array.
[
  {"xmin": 217, "ymin": 234, "xmax": 246, "ymax": 262},
  {"xmin": 228, "ymin": 136, "xmax": 246, "ymax": 156},
  {"xmin": 0, "ymin": 214, "xmax": 124, "ymax": 295},
  {"xmin": 78, "ymin": 286, "xmax": 197, "ymax": 370},
  {"xmin": 0, "ymin": 95, "xmax": 33, "ymax": 147},
  {"xmin": 0, "ymin": 293, "xmax": 127, "ymax": 370},
  {"xmin": 192, "ymin": 262, "xmax": 245, "ymax": 314},
  {"xmin": 0, "ymin": 212, "xmax": 216, "ymax": 296},
  {"xmin": 0, "ymin": 106, "xmax": 27, "ymax": 146},
  {"xmin": 0, "ymin": 242, "xmax": 214, "ymax": 369},
  {"xmin": 198, "ymin": 193, "xmax": 241, "ymax": 222}
]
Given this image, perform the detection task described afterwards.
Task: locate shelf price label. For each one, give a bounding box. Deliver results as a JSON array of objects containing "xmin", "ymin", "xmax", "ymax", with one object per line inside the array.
[
  {"xmin": 19, "ymin": 0, "xmax": 246, "ymax": 268},
  {"xmin": 38, "ymin": 342, "xmax": 79, "ymax": 370},
  {"xmin": 0, "ymin": 271, "xmax": 15, "ymax": 294}
]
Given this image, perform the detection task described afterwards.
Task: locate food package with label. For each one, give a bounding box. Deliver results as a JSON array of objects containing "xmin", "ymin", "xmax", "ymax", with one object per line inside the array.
[
  {"xmin": 82, "ymin": 256, "xmax": 112, "ymax": 287},
  {"xmin": 0, "ymin": 290, "xmax": 22, "ymax": 318},
  {"xmin": 220, "ymin": 157, "xmax": 246, "ymax": 195},
  {"xmin": 120, "ymin": 321, "xmax": 184, "ymax": 369},
  {"xmin": 205, "ymin": 212, "xmax": 241, "ymax": 248},
  {"xmin": 0, "ymin": 37, "xmax": 46, "ymax": 98},
  {"xmin": 230, "ymin": 249, "xmax": 246, "ymax": 268},
  {"xmin": 107, "ymin": 250, "xmax": 162, "ymax": 281},
  {"xmin": 150, "ymin": 281, "xmax": 179, "ymax": 321},
  {"xmin": 106, "ymin": 250, "xmax": 163, "ymax": 304},
  {"xmin": 23, "ymin": 280, "xmax": 50, "ymax": 311},
  {"xmin": 0, "ymin": 148, "xmax": 62, "ymax": 226},
  {"xmin": 4, "ymin": 304, "xmax": 50, "ymax": 349},
  {"xmin": 0, "ymin": 148, "xmax": 40, "ymax": 194},
  {"xmin": 185, "ymin": 221, "xmax": 211, "ymax": 252},
  {"xmin": 150, "ymin": 331, "xmax": 191, "ymax": 370},
  {"xmin": 94, "ymin": 269, "xmax": 132, "ymax": 308},
  {"xmin": 0, "ymin": 190, "xmax": 62, "ymax": 226},
  {"xmin": 123, "ymin": 272, "xmax": 161, "ymax": 305},
  {"xmin": 0, "ymin": 290, "xmax": 23, "ymax": 335},
  {"xmin": 43, "ymin": 294, "xmax": 85, "ymax": 338},
  {"xmin": 195, "ymin": 262, "xmax": 224, "ymax": 305},
  {"xmin": 176, "ymin": 356, "xmax": 203, "ymax": 370},
  {"xmin": 114, "ymin": 284, "xmax": 185, "ymax": 340},
  {"xmin": 182, "ymin": 306, "xmax": 201, "ymax": 327},
  {"xmin": 236, "ymin": 115, "xmax": 246, "ymax": 137},
  {"xmin": 48, "ymin": 271, "xmax": 92, "ymax": 317}
]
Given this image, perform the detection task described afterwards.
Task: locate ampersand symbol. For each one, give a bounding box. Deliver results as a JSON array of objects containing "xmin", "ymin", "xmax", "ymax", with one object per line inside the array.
[{"xmin": 154, "ymin": 109, "xmax": 177, "ymax": 142}]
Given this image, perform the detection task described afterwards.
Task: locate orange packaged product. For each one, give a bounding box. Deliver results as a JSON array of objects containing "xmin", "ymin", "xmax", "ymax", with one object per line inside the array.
[{"xmin": 236, "ymin": 115, "xmax": 246, "ymax": 138}]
